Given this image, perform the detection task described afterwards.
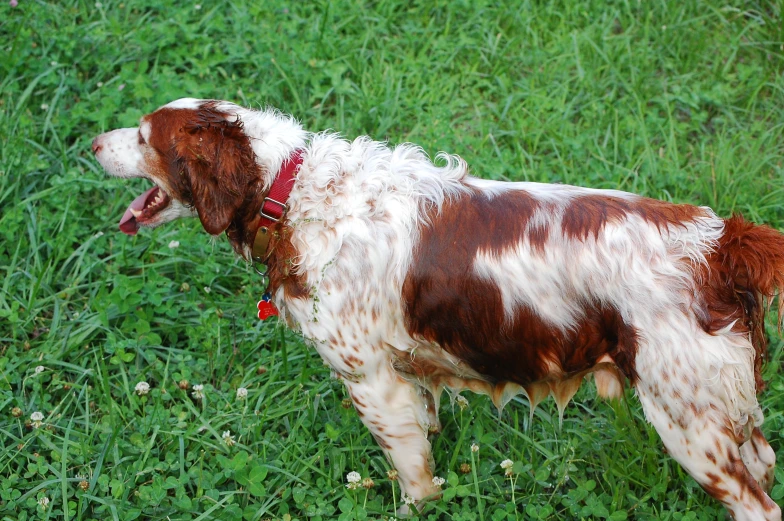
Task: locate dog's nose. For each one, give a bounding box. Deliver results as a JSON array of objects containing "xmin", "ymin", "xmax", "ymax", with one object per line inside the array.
[{"xmin": 91, "ymin": 137, "xmax": 102, "ymax": 154}]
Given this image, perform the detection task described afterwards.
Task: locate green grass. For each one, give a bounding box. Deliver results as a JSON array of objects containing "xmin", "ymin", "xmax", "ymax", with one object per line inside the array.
[{"xmin": 1, "ymin": 0, "xmax": 784, "ymax": 519}]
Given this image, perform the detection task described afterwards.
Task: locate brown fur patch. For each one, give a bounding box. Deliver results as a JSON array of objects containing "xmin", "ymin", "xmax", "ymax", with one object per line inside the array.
[
  {"xmin": 696, "ymin": 215, "xmax": 784, "ymax": 391},
  {"xmin": 265, "ymin": 223, "xmax": 308, "ymax": 300},
  {"xmin": 402, "ymin": 189, "xmax": 639, "ymax": 386},
  {"xmin": 561, "ymin": 194, "xmax": 706, "ymax": 240}
]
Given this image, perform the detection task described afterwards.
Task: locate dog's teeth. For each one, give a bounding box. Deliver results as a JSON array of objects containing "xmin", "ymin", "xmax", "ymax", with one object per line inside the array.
[
  {"xmin": 130, "ymin": 208, "xmax": 142, "ymax": 217},
  {"xmin": 148, "ymin": 193, "xmax": 164, "ymax": 208}
]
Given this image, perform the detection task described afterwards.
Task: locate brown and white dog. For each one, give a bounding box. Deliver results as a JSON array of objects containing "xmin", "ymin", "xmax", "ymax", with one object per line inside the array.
[{"xmin": 93, "ymin": 98, "xmax": 782, "ymax": 520}]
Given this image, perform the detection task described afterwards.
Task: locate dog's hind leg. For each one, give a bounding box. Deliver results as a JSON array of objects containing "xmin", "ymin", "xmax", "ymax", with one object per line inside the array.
[
  {"xmin": 634, "ymin": 329, "xmax": 780, "ymax": 521},
  {"xmin": 739, "ymin": 427, "xmax": 776, "ymax": 492},
  {"xmin": 639, "ymin": 388, "xmax": 779, "ymax": 520}
]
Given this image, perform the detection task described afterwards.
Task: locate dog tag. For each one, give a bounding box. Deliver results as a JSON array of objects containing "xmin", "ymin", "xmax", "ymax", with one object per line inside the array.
[{"xmin": 257, "ymin": 294, "xmax": 279, "ymax": 320}]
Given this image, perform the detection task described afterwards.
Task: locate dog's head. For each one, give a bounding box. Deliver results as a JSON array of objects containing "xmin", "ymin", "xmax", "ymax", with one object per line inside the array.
[{"xmin": 93, "ymin": 98, "xmax": 304, "ymax": 256}]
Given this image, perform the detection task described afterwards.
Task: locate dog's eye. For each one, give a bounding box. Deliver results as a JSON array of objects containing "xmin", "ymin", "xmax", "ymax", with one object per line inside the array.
[{"xmin": 138, "ymin": 131, "xmax": 146, "ymax": 145}]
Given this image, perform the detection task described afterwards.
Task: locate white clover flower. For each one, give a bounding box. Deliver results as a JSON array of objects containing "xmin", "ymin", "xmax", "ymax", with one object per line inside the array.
[
  {"xmin": 194, "ymin": 4, "xmax": 202, "ymax": 9},
  {"xmin": 135, "ymin": 381, "xmax": 150, "ymax": 396},
  {"xmin": 38, "ymin": 496, "xmax": 50, "ymax": 510},
  {"xmin": 236, "ymin": 387, "xmax": 248, "ymax": 399},
  {"xmin": 403, "ymin": 494, "xmax": 416, "ymax": 505},
  {"xmin": 168, "ymin": 240, "xmax": 180, "ymax": 249},
  {"xmin": 470, "ymin": 443, "xmax": 479, "ymax": 453},
  {"xmin": 203, "ymin": 287, "xmax": 211, "ymax": 294},
  {"xmin": 455, "ymin": 394, "xmax": 468, "ymax": 410},
  {"xmin": 34, "ymin": 366, "xmax": 45, "ymax": 375},
  {"xmin": 191, "ymin": 384, "xmax": 204, "ymax": 399},
  {"xmin": 346, "ymin": 471, "xmax": 361, "ymax": 490},
  {"xmin": 432, "ymin": 476, "xmax": 445, "ymax": 488},
  {"xmin": 501, "ymin": 459, "xmax": 515, "ymax": 476},
  {"xmin": 30, "ymin": 411, "xmax": 44, "ymax": 428},
  {"xmin": 222, "ymin": 430, "xmax": 235, "ymax": 447},
  {"xmin": 40, "ymin": 104, "xmax": 49, "ymax": 111},
  {"xmin": 96, "ymin": 81, "xmax": 104, "ymax": 88}
]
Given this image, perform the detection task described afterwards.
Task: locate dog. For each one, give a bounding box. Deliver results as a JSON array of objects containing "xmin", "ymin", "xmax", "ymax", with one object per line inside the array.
[{"xmin": 93, "ymin": 98, "xmax": 782, "ymax": 520}]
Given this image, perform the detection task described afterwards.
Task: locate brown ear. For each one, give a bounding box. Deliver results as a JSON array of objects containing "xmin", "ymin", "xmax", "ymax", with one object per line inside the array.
[{"xmin": 176, "ymin": 107, "xmax": 259, "ymax": 235}]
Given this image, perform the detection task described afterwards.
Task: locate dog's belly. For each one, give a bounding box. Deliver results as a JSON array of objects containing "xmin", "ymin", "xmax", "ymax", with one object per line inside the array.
[{"xmin": 390, "ymin": 337, "xmax": 626, "ymax": 418}]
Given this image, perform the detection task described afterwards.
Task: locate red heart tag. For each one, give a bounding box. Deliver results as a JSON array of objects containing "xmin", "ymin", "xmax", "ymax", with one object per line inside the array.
[{"xmin": 257, "ymin": 300, "xmax": 279, "ymax": 320}]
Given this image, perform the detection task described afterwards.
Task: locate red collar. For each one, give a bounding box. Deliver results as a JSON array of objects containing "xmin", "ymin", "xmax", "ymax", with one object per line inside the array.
[{"xmin": 251, "ymin": 150, "xmax": 304, "ymax": 262}]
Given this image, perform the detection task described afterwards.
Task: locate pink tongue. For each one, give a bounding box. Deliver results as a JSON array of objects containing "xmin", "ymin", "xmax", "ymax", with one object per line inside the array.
[{"xmin": 119, "ymin": 186, "xmax": 158, "ymax": 235}]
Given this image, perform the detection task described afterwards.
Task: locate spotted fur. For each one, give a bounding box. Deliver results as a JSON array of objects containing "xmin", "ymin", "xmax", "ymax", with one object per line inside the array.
[{"xmin": 93, "ymin": 99, "xmax": 782, "ymax": 520}]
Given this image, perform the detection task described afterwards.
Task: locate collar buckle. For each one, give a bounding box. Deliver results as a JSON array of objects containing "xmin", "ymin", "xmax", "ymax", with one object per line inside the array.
[{"xmin": 259, "ymin": 197, "xmax": 288, "ymax": 222}]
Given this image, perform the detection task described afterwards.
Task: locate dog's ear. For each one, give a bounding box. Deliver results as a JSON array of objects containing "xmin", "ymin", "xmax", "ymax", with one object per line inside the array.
[{"xmin": 175, "ymin": 107, "xmax": 259, "ymax": 236}]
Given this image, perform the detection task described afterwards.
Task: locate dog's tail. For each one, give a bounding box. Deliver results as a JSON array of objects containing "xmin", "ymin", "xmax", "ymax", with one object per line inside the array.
[{"xmin": 703, "ymin": 215, "xmax": 784, "ymax": 389}]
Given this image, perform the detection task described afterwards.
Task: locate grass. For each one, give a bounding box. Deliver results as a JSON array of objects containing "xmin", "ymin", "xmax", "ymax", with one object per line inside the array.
[{"xmin": 1, "ymin": 0, "xmax": 784, "ymax": 519}]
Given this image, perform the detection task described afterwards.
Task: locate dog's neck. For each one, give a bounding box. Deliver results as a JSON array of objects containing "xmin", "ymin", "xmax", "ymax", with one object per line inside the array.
[
  {"xmin": 250, "ymin": 150, "xmax": 305, "ymax": 263},
  {"xmin": 211, "ymin": 104, "xmax": 308, "ymax": 260}
]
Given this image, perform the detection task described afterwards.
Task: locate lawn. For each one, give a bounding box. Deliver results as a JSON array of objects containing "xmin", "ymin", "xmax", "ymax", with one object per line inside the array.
[{"xmin": 1, "ymin": 0, "xmax": 783, "ymax": 520}]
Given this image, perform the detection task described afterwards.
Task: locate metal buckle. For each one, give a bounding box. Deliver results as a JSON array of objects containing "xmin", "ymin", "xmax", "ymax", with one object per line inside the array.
[
  {"xmin": 252, "ymin": 257, "xmax": 267, "ymax": 274},
  {"xmin": 251, "ymin": 257, "xmax": 268, "ymax": 288},
  {"xmin": 259, "ymin": 197, "xmax": 287, "ymax": 222}
]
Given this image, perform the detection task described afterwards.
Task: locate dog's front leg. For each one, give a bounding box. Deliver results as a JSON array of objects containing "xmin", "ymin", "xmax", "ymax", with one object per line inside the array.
[{"xmin": 341, "ymin": 355, "xmax": 439, "ymax": 504}]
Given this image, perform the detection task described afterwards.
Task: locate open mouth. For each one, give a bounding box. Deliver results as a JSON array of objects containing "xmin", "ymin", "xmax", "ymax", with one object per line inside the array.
[{"xmin": 119, "ymin": 185, "xmax": 171, "ymax": 235}]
